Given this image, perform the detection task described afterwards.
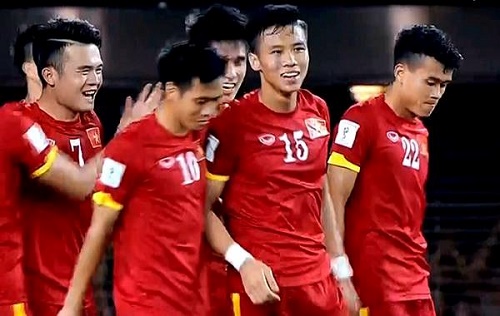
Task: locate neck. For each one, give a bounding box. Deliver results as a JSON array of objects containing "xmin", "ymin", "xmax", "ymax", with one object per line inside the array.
[
  {"xmin": 155, "ymin": 104, "xmax": 189, "ymax": 137},
  {"xmin": 37, "ymin": 92, "xmax": 79, "ymax": 121},
  {"xmin": 24, "ymin": 79, "xmax": 41, "ymax": 103},
  {"xmin": 259, "ymin": 79, "xmax": 298, "ymax": 113},
  {"xmin": 384, "ymin": 84, "xmax": 416, "ymax": 120}
]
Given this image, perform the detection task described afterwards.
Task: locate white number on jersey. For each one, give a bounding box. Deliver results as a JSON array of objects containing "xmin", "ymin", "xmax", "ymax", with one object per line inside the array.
[
  {"xmin": 176, "ymin": 151, "xmax": 201, "ymax": 185},
  {"xmin": 278, "ymin": 130, "xmax": 309, "ymax": 163},
  {"xmin": 401, "ymin": 136, "xmax": 420, "ymax": 170},
  {"xmin": 69, "ymin": 138, "xmax": 85, "ymax": 167}
]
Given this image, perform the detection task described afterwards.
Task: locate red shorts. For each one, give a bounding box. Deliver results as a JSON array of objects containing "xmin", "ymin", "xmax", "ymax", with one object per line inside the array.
[
  {"xmin": 0, "ymin": 302, "xmax": 31, "ymax": 316},
  {"xmin": 30, "ymin": 301, "xmax": 97, "ymax": 316},
  {"xmin": 228, "ymin": 273, "xmax": 346, "ymax": 316},
  {"xmin": 364, "ymin": 299, "xmax": 436, "ymax": 316}
]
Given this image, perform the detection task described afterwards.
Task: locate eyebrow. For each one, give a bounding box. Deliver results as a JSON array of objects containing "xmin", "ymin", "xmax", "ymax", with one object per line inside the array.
[
  {"xmin": 196, "ymin": 95, "xmax": 222, "ymax": 102},
  {"xmin": 428, "ymin": 76, "xmax": 451, "ymax": 84},
  {"xmin": 77, "ymin": 63, "xmax": 103, "ymax": 70}
]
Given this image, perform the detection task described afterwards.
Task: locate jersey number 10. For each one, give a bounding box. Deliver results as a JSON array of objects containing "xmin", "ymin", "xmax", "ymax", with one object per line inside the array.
[{"xmin": 279, "ymin": 130, "xmax": 309, "ymax": 163}]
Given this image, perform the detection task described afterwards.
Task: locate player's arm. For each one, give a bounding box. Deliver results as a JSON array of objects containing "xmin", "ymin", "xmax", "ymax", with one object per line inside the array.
[
  {"xmin": 8, "ymin": 114, "xmax": 100, "ymax": 200},
  {"xmin": 327, "ymin": 110, "xmax": 370, "ymax": 314},
  {"xmin": 36, "ymin": 151, "xmax": 102, "ymax": 201},
  {"xmin": 204, "ymin": 112, "xmax": 280, "ymax": 304},
  {"xmin": 61, "ymin": 141, "xmax": 137, "ymax": 314}
]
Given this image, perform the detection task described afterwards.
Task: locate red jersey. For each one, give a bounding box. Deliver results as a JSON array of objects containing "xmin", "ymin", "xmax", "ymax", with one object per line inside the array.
[
  {"xmin": 93, "ymin": 114, "xmax": 207, "ymax": 315},
  {"xmin": 206, "ymin": 90, "xmax": 331, "ymax": 287},
  {"xmin": 18, "ymin": 103, "xmax": 102, "ymax": 306},
  {"xmin": 328, "ymin": 95, "xmax": 431, "ymax": 304},
  {"xmin": 0, "ymin": 109, "xmax": 56, "ymax": 305}
]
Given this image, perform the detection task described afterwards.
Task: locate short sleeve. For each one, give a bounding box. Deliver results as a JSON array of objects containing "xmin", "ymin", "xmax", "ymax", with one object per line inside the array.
[
  {"xmin": 328, "ymin": 104, "xmax": 372, "ymax": 173},
  {"xmin": 205, "ymin": 106, "xmax": 239, "ymax": 182},
  {"xmin": 92, "ymin": 136, "xmax": 141, "ymax": 211},
  {"xmin": 0, "ymin": 111, "xmax": 57, "ymax": 177}
]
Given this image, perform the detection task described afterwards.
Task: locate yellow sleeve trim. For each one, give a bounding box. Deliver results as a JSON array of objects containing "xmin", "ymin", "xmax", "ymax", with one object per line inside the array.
[
  {"xmin": 31, "ymin": 146, "xmax": 58, "ymax": 178},
  {"xmin": 92, "ymin": 192, "xmax": 123, "ymax": 211},
  {"xmin": 359, "ymin": 307, "xmax": 369, "ymax": 316},
  {"xmin": 327, "ymin": 152, "xmax": 360, "ymax": 173},
  {"xmin": 206, "ymin": 171, "xmax": 229, "ymax": 182}
]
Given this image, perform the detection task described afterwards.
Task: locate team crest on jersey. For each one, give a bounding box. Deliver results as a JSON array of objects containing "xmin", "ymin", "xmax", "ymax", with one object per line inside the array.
[
  {"xmin": 417, "ymin": 134, "xmax": 428, "ymax": 156},
  {"xmin": 86, "ymin": 127, "xmax": 101, "ymax": 148},
  {"xmin": 304, "ymin": 118, "xmax": 329, "ymax": 139}
]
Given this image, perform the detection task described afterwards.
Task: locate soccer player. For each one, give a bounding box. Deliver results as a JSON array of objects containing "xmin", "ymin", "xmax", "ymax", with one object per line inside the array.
[
  {"xmin": 19, "ymin": 18, "xmax": 104, "ymax": 316},
  {"xmin": 186, "ymin": 4, "xmax": 248, "ymax": 315},
  {"xmin": 0, "ymin": 106, "xmax": 115, "ymax": 316},
  {"xmin": 327, "ymin": 25, "xmax": 463, "ymax": 316},
  {"xmin": 58, "ymin": 42, "xmax": 226, "ymax": 316},
  {"xmin": 204, "ymin": 5, "xmax": 350, "ymax": 315}
]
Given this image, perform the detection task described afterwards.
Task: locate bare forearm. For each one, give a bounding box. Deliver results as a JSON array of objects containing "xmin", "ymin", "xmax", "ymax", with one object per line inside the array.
[
  {"xmin": 322, "ymin": 179, "xmax": 345, "ymax": 256},
  {"xmin": 67, "ymin": 152, "xmax": 103, "ymax": 198},
  {"xmin": 206, "ymin": 210, "xmax": 235, "ymax": 255},
  {"xmin": 64, "ymin": 225, "xmax": 110, "ymax": 309}
]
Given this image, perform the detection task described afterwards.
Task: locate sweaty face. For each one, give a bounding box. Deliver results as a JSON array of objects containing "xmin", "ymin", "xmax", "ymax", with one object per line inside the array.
[
  {"xmin": 398, "ymin": 56, "xmax": 453, "ymax": 117},
  {"xmin": 52, "ymin": 44, "xmax": 103, "ymax": 113},
  {"xmin": 250, "ymin": 24, "xmax": 309, "ymax": 95},
  {"xmin": 211, "ymin": 40, "xmax": 247, "ymax": 104},
  {"xmin": 174, "ymin": 77, "xmax": 223, "ymax": 131}
]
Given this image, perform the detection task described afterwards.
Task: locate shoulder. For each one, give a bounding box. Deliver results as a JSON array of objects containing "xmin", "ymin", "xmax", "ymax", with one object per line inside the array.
[
  {"xmin": 299, "ymin": 89, "xmax": 329, "ymax": 117},
  {"xmin": 81, "ymin": 110, "xmax": 102, "ymax": 127}
]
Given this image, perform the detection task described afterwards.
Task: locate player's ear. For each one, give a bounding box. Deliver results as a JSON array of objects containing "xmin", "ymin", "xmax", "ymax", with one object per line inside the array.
[
  {"xmin": 41, "ymin": 66, "xmax": 56, "ymax": 87},
  {"xmin": 248, "ymin": 53, "xmax": 261, "ymax": 72},
  {"xmin": 394, "ymin": 63, "xmax": 405, "ymax": 85},
  {"xmin": 163, "ymin": 82, "xmax": 178, "ymax": 100}
]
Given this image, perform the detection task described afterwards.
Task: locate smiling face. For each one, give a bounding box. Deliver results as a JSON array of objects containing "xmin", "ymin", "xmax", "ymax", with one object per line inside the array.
[
  {"xmin": 41, "ymin": 43, "xmax": 103, "ymax": 113},
  {"xmin": 211, "ymin": 40, "xmax": 247, "ymax": 103},
  {"xmin": 249, "ymin": 23, "xmax": 309, "ymax": 96}
]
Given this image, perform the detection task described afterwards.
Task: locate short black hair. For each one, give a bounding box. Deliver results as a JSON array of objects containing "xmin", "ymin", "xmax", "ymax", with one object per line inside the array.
[
  {"xmin": 157, "ymin": 41, "xmax": 226, "ymax": 92},
  {"xmin": 186, "ymin": 4, "xmax": 248, "ymax": 47},
  {"xmin": 394, "ymin": 24, "xmax": 463, "ymax": 71},
  {"xmin": 32, "ymin": 17, "xmax": 102, "ymax": 86},
  {"xmin": 246, "ymin": 4, "xmax": 307, "ymax": 53},
  {"xmin": 12, "ymin": 23, "xmax": 44, "ymax": 75}
]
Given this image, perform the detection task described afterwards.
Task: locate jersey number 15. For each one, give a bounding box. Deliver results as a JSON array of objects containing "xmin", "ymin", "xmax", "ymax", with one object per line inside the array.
[{"xmin": 279, "ymin": 130, "xmax": 309, "ymax": 163}]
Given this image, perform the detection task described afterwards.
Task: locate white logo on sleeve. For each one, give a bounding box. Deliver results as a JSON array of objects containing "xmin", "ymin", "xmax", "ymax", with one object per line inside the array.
[
  {"xmin": 205, "ymin": 134, "xmax": 220, "ymax": 163},
  {"xmin": 100, "ymin": 158, "xmax": 126, "ymax": 189},
  {"xmin": 334, "ymin": 119, "xmax": 360, "ymax": 149},
  {"xmin": 24, "ymin": 123, "xmax": 50, "ymax": 153}
]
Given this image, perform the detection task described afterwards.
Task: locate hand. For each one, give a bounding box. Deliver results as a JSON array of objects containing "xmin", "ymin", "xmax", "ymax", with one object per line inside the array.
[
  {"xmin": 338, "ymin": 278, "xmax": 361, "ymax": 316},
  {"xmin": 117, "ymin": 82, "xmax": 163, "ymax": 132},
  {"xmin": 239, "ymin": 258, "xmax": 280, "ymax": 305}
]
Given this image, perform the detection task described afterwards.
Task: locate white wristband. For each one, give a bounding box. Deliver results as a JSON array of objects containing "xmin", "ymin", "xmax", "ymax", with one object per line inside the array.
[
  {"xmin": 224, "ymin": 243, "xmax": 253, "ymax": 272},
  {"xmin": 331, "ymin": 255, "xmax": 353, "ymax": 280}
]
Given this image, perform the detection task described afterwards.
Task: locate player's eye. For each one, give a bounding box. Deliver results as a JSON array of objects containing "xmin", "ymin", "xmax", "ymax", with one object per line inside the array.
[{"xmin": 271, "ymin": 50, "xmax": 281, "ymax": 55}]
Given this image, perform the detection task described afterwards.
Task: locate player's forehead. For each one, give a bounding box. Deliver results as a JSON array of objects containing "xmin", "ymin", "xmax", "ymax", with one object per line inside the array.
[
  {"xmin": 211, "ymin": 40, "xmax": 247, "ymax": 61},
  {"xmin": 184, "ymin": 77, "xmax": 223, "ymax": 100},
  {"xmin": 259, "ymin": 24, "xmax": 306, "ymax": 48},
  {"xmin": 62, "ymin": 43, "xmax": 103, "ymax": 68},
  {"xmin": 413, "ymin": 56, "xmax": 454, "ymax": 82}
]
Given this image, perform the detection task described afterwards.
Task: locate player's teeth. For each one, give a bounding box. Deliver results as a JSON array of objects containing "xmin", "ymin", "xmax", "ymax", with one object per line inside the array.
[{"xmin": 282, "ymin": 72, "xmax": 299, "ymax": 78}]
